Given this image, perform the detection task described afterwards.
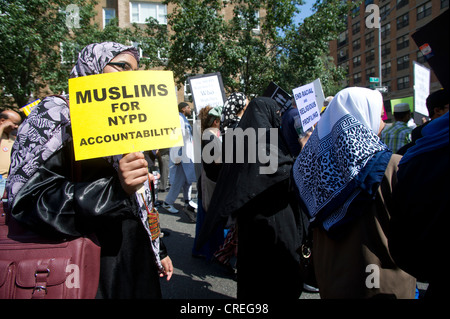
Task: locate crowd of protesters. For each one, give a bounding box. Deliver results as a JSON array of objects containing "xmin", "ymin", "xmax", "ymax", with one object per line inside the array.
[{"xmin": 1, "ymin": 41, "xmax": 448, "ymax": 299}]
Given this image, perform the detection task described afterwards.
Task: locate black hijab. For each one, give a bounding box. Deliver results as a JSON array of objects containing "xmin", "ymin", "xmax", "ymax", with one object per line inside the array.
[{"xmin": 196, "ymin": 97, "xmax": 294, "ymax": 248}]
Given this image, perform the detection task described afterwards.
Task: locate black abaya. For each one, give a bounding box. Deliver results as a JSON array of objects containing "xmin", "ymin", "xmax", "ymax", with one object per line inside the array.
[{"xmin": 197, "ymin": 97, "xmax": 306, "ymax": 299}]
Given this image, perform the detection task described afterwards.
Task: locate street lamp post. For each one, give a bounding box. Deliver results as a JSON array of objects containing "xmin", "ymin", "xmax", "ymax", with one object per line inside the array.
[{"xmin": 378, "ymin": 16, "xmax": 382, "ymax": 88}]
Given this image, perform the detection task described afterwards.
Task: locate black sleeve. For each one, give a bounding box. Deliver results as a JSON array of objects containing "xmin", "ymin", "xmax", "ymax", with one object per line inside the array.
[
  {"xmin": 159, "ymin": 238, "xmax": 168, "ymax": 260},
  {"xmin": 10, "ymin": 145, "xmax": 137, "ymax": 239},
  {"xmin": 389, "ymin": 145, "xmax": 449, "ymax": 281}
]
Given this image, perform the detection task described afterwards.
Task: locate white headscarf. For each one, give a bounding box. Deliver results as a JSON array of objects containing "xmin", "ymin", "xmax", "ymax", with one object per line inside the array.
[{"xmin": 293, "ymin": 87, "xmax": 391, "ymax": 232}]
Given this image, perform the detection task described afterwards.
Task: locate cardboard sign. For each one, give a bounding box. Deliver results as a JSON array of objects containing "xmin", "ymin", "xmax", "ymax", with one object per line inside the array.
[
  {"xmin": 293, "ymin": 82, "xmax": 321, "ymax": 132},
  {"xmin": 390, "ymin": 96, "xmax": 414, "ymax": 114},
  {"xmin": 312, "ymin": 78, "xmax": 325, "ymax": 111},
  {"xmin": 68, "ymin": 70, "xmax": 183, "ymax": 161},
  {"xmin": 188, "ymin": 72, "xmax": 226, "ymax": 114}
]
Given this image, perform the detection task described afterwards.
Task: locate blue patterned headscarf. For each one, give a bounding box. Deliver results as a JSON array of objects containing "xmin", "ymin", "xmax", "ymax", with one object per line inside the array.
[{"xmin": 293, "ymin": 87, "xmax": 392, "ymax": 233}]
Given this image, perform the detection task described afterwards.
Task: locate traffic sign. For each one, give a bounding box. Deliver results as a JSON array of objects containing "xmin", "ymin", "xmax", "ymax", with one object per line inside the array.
[
  {"xmin": 370, "ymin": 77, "xmax": 380, "ymax": 83},
  {"xmin": 375, "ymin": 86, "xmax": 388, "ymax": 93}
]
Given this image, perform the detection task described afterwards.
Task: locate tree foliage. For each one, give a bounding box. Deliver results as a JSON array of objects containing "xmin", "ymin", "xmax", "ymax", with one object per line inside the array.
[
  {"xmin": 164, "ymin": 0, "xmax": 303, "ymax": 96},
  {"xmin": 276, "ymin": 0, "xmax": 361, "ymax": 96},
  {"xmin": 0, "ymin": 0, "xmax": 140, "ymax": 110},
  {"xmin": 1, "ymin": 0, "xmax": 358, "ymax": 110}
]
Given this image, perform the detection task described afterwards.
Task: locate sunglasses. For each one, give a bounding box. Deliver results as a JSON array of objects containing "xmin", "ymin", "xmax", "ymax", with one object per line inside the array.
[{"xmin": 107, "ymin": 62, "xmax": 134, "ymax": 71}]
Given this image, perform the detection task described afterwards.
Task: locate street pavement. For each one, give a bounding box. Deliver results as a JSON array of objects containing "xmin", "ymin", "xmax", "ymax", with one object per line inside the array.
[
  {"xmin": 156, "ymin": 183, "xmax": 428, "ymax": 300},
  {"xmin": 156, "ymin": 183, "xmax": 320, "ymax": 300}
]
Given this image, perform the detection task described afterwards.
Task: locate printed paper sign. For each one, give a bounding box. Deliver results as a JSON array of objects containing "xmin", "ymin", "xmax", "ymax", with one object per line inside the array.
[
  {"xmin": 68, "ymin": 70, "xmax": 183, "ymax": 161},
  {"xmin": 188, "ymin": 73, "xmax": 226, "ymax": 114},
  {"xmin": 293, "ymin": 82, "xmax": 321, "ymax": 132},
  {"xmin": 413, "ymin": 61, "xmax": 431, "ymax": 116}
]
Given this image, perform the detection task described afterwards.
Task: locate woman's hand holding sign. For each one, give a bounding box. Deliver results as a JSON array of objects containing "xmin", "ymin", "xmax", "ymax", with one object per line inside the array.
[{"xmin": 118, "ymin": 152, "xmax": 149, "ymax": 195}]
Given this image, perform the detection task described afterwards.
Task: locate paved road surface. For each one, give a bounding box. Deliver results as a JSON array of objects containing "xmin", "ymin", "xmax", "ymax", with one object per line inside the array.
[
  {"xmin": 156, "ymin": 183, "xmax": 428, "ymax": 300},
  {"xmin": 156, "ymin": 184, "xmax": 320, "ymax": 300}
]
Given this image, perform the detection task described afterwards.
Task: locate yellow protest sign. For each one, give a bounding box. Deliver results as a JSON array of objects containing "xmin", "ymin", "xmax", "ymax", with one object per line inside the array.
[
  {"xmin": 20, "ymin": 99, "xmax": 41, "ymax": 116},
  {"xmin": 68, "ymin": 70, "xmax": 183, "ymax": 161}
]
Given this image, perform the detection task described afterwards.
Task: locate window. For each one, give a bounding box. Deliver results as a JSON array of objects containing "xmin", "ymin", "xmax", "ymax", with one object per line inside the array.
[
  {"xmin": 130, "ymin": 2, "xmax": 167, "ymax": 24},
  {"xmin": 365, "ymin": 31, "xmax": 374, "ymax": 47},
  {"xmin": 353, "ymin": 55, "xmax": 361, "ymax": 67},
  {"xmin": 396, "ymin": 13, "xmax": 409, "ymax": 30},
  {"xmin": 397, "ymin": 54, "xmax": 410, "ymax": 71},
  {"xmin": 366, "ymin": 67, "xmax": 376, "ymax": 80},
  {"xmin": 103, "ymin": 8, "xmax": 116, "ymax": 28},
  {"xmin": 338, "ymin": 49, "xmax": 348, "ymax": 63},
  {"xmin": 442, "ymin": 0, "xmax": 449, "ymax": 9},
  {"xmin": 366, "ymin": 49, "xmax": 375, "ymax": 63},
  {"xmin": 396, "ymin": 34, "xmax": 409, "ymax": 50},
  {"xmin": 381, "ymin": 23, "xmax": 390, "ymax": 39},
  {"xmin": 381, "ymin": 43, "xmax": 390, "ymax": 57},
  {"xmin": 417, "ymin": 1, "xmax": 432, "ymax": 21},
  {"xmin": 380, "ymin": 3, "xmax": 390, "ymax": 19},
  {"xmin": 382, "ymin": 61, "xmax": 391, "ymax": 77},
  {"xmin": 396, "ymin": 0, "xmax": 409, "ymax": 10},
  {"xmin": 353, "ymin": 72, "xmax": 362, "ymax": 84},
  {"xmin": 338, "ymin": 30, "xmax": 348, "ymax": 47},
  {"xmin": 352, "ymin": 21, "xmax": 360, "ymax": 35},
  {"xmin": 397, "ymin": 75, "xmax": 410, "ymax": 90},
  {"xmin": 352, "ymin": 38, "xmax": 361, "ymax": 51}
]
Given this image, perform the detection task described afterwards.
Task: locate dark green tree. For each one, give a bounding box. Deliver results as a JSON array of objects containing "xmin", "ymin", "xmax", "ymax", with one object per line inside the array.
[
  {"xmin": 276, "ymin": 0, "xmax": 361, "ymax": 96},
  {"xmin": 0, "ymin": 0, "xmax": 141, "ymax": 110},
  {"xmin": 164, "ymin": 0, "xmax": 303, "ymax": 96}
]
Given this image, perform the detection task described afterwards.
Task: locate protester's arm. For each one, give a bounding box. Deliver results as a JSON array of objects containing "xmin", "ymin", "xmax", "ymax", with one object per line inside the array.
[{"xmin": 10, "ymin": 146, "xmax": 139, "ymax": 238}]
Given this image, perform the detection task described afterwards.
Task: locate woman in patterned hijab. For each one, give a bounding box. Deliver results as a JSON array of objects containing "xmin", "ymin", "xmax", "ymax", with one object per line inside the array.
[
  {"xmin": 293, "ymin": 87, "xmax": 415, "ymax": 298},
  {"xmin": 5, "ymin": 42, "xmax": 172, "ymax": 298},
  {"xmin": 220, "ymin": 92, "xmax": 248, "ymax": 133}
]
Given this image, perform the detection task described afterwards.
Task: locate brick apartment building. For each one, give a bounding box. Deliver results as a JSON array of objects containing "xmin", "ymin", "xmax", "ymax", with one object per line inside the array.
[
  {"xmin": 329, "ymin": 0, "xmax": 448, "ymax": 120},
  {"xmin": 91, "ymin": 0, "xmax": 264, "ymax": 104}
]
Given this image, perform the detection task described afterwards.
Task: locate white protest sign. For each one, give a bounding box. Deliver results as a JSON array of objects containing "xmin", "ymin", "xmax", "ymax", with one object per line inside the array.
[
  {"xmin": 413, "ymin": 61, "xmax": 431, "ymax": 116},
  {"xmin": 188, "ymin": 73, "xmax": 226, "ymax": 114},
  {"xmin": 293, "ymin": 82, "xmax": 321, "ymax": 132},
  {"xmin": 312, "ymin": 78, "xmax": 325, "ymax": 110}
]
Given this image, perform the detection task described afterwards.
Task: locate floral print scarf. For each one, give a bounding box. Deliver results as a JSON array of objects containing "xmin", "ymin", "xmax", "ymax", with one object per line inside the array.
[{"xmin": 220, "ymin": 92, "xmax": 247, "ymax": 133}]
